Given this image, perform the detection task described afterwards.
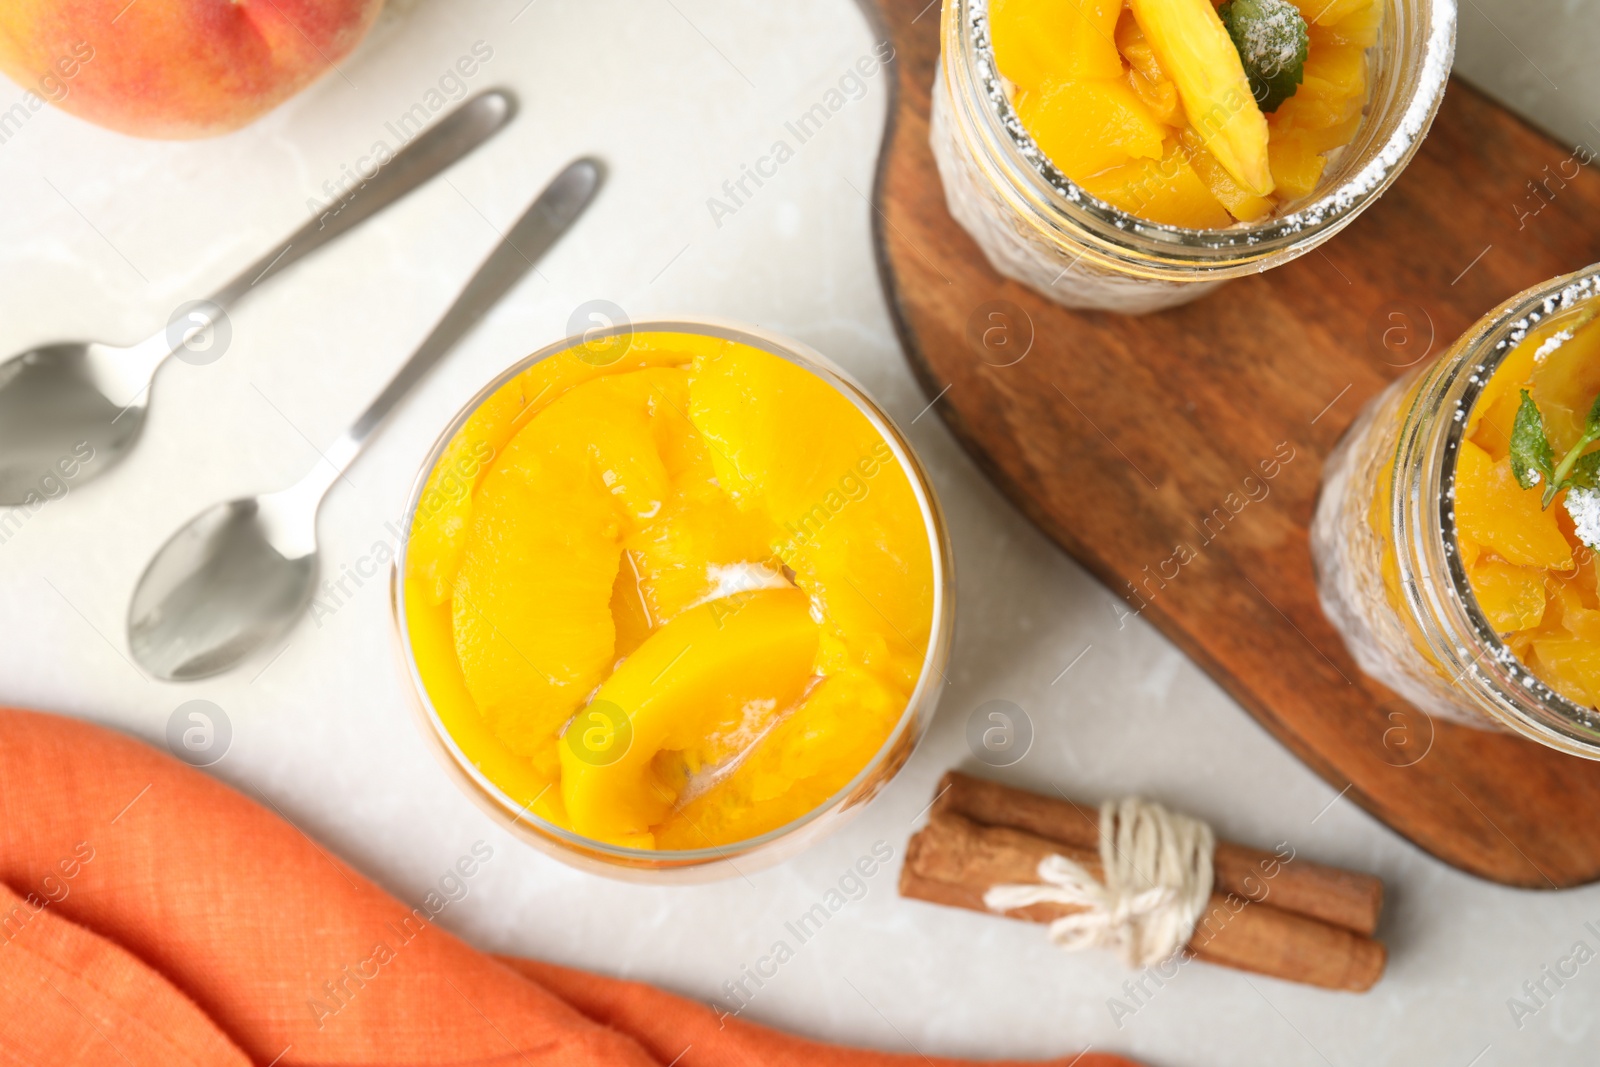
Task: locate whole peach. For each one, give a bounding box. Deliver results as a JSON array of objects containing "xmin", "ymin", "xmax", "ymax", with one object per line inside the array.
[{"xmin": 0, "ymin": 0, "xmax": 384, "ymax": 139}]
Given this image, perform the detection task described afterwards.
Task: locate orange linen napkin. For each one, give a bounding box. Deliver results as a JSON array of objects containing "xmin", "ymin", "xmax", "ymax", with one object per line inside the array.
[{"xmin": 0, "ymin": 706, "xmax": 1139, "ymax": 1067}]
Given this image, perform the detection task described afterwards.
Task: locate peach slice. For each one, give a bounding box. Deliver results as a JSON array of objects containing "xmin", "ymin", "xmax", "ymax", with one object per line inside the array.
[
  {"xmin": 1129, "ymin": 0, "xmax": 1275, "ymax": 196},
  {"xmin": 1015, "ymin": 78, "xmax": 1169, "ymax": 185},
  {"xmin": 1455, "ymin": 438, "xmax": 1574, "ymax": 571},
  {"xmin": 990, "ymin": 0, "xmax": 1124, "ymax": 88},
  {"xmin": 559, "ymin": 588, "xmax": 819, "ymax": 847}
]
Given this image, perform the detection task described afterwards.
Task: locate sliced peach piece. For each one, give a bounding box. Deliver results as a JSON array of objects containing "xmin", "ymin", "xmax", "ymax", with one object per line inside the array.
[
  {"xmin": 1455, "ymin": 438, "xmax": 1574, "ymax": 570},
  {"xmin": 1126, "ymin": 67, "xmax": 1183, "ymax": 128},
  {"xmin": 1294, "ymin": 114, "xmax": 1363, "ymax": 155},
  {"xmin": 991, "ymin": 0, "xmax": 1124, "ymax": 88},
  {"xmin": 1303, "ymin": 41, "xmax": 1369, "ymax": 97},
  {"xmin": 1130, "ymin": 0, "xmax": 1274, "ymax": 196},
  {"xmin": 1311, "ymin": 2, "xmax": 1382, "ymax": 47},
  {"xmin": 1271, "ymin": 72, "xmax": 1365, "ymax": 131},
  {"xmin": 1290, "ymin": 0, "xmax": 1374, "ymax": 26},
  {"xmin": 1015, "ymin": 78, "xmax": 1167, "ymax": 180},
  {"xmin": 1530, "ymin": 633, "xmax": 1600, "ymax": 707},
  {"xmin": 407, "ymin": 380, "xmax": 538, "ymax": 607},
  {"xmin": 1079, "ymin": 137, "xmax": 1235, "ymax": 227},
  {"xmin": 624, "ymin": 485, "xmax": 782, "ymax": 628},
  {"xmin": 1467, "ymin": 325, "xmax": 1544, "ymax": 455},
  {"xmin": 1179, "ymin": 126, "xmax": 1276, "ymax": 221},
  {"xmin": 452, "ymin": 372, "xmax": 689, "ymax": 757},
  {"xmin": 407, "ymin": 347, "xmax": 695, "ymax": 604},
  {"xmin": 559, "ymin": 588, "xmax": 818, "ymax": 846},
  {"xmin": 406, "ymin": 578, "xmax": 563, "ymax": 823},
  {"xmin": 688, "ymin": 344, "xmax": 934, "ymax": 695},
  {"xmin": 1467, "ymin": 556, "xmax": 1548, "ymax": 632},
  {"xmin": 609, "ymin": 552, "xmax": 655, "ymax": 660},
  {"xmin": 452, "ymin": 445, "xmax": 623, "ymax": 758},
  {"xmin": 657, "ymin": 666, "xmax": 905, "ymax": 849},
  {"xmin": 1116, "ymin": 11, "xmax": 1183, "ymax": 126},
  {"xmin": 1529, "ymin": 313, "xmax": 1600, "ymax": 453},
  {"xmin": 1550, "ymin": 580, "xmax": 1600, "ymax": 643},
  {"xmin": 1266, "ymin": 131, "xmax": 1327, "ymax": 199}
]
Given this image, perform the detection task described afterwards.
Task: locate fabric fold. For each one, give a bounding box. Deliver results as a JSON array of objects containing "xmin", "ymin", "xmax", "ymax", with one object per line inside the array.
[{"xmin": 0, "ymin": 707, "xmax": 1137, "ymax": 1067}]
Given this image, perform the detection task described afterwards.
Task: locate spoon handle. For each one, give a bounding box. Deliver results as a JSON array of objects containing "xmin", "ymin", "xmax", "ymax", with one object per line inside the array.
[
  {"xmin": 118, "ymin": 90, "xmax": 518, "ymax": 381},
  {"xmin": 209, "ymin": 89, "xmax": 517, "ymax": 310},
  {"xmin": 319, "ymin": 157, "xmax": 603, "ymax": 479}
]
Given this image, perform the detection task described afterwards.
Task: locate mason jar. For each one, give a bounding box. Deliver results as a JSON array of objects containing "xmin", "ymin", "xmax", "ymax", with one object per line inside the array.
[
  {"xmin": 929, "ymin": 0, "xmax": 1457, "ymax": 314},
  {"xmin": 1311, "ymin": 265, "xmax": 1600, "ymax": 757}
]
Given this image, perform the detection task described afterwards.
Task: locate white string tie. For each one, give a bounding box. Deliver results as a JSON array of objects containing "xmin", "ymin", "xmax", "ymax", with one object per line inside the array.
[{"xmin": 982, "ymin": 796, "xmax": 1214, "ymax": 968}]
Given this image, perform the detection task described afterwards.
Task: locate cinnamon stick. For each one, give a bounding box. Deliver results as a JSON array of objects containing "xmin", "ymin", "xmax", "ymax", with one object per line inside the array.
[
  {"xmin": 902, "ymin": 809, "xmax": 1385, "ymax": 992},
  {"xmin": 933, "ymin": 770, "xmax": 1383, "ymax": 936}
]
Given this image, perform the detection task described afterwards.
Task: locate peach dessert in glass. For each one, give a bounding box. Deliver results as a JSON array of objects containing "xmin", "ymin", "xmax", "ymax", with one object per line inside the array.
[
  {"xmin": 930, "ymin": 0, "xmax": 1456, "ymax": 312},
  {"xmin": 394, "ymin": 322, "xmax": 953, "ymax": 878},
  {"xmin": 1313, "ymin": 265, "xmax": 1600, "ymax": 756}
]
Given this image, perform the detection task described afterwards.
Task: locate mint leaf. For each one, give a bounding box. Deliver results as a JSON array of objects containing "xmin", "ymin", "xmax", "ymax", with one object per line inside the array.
[
  {"xmin": 1219, "ymin": 0, "xmax": 1309, "ymax": 113},
  {"xmin": 1540, "ymin": 390, "xmax": 1600, "ymax": 504},
  {"xmin": 1510, "ymin": 389, "xmax": 1555, "ymax": 491},
  {"xmin": 1565, "ymin": 449, "xmax": 1600, "ymax": 491}
]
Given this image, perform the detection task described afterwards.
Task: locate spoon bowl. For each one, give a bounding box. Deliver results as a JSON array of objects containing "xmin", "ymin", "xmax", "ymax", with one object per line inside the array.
[
  {"xmin": 128, "ymin": 491, "xmax": 318, "ymax": 681},
  {"xmin": 0, "ymin": 89, "xmax": 515, "ymax": 506},
  {"xmin": 0, "ymin": 341, "xmax": 152, "ymax": 504}
]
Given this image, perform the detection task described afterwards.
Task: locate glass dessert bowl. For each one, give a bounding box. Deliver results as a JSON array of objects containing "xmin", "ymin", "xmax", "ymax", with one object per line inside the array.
[
  {"xmin": 930, "ymin": 0, "xmax": 1456, "ymax": 313},
  {"xmin": 392, "ymin": 321, "xmax": 954, "ymax": 880},
  {"xmin": 1312, "ymin": 264, "xmax": 1600, "ymax": 757}
]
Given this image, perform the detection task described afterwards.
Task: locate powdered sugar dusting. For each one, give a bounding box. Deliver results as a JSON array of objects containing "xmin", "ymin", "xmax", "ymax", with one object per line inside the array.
[
  {"xmin": 1482, "ymin": 278, "xmax": 1600, "ymax": 376},
  {"xmin": 1566, "ymin": 487, "xmax": 1600, "ymax": 551},
  {"xmin": 1534, "ymin": 326, "xmax": 1575, "ymax": 362},
  {"xmin": 1235, "ymin": 0, "xmax": 1304, "ymax": 76},
  {"xmin": 1288, "ymin": 0, "xmax": 1459, "ymax": 226}
]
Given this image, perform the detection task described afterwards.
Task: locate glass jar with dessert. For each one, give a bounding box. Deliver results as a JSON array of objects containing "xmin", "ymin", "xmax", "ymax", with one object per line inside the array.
[
  {"xmin": 393, "ymin": 321, "xmax": 954, "ymax": 879},
  {"xmin": 1312, "ymin": 264, "xmax": 1600, "ymax": 757},
  {"xmin": 930, "ymin": 0, "xmax": 1456, "ymax": 313}
]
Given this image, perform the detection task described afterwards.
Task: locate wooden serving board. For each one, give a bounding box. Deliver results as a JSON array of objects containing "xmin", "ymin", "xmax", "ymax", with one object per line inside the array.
[{"xmin": 866, "ymin": 0, "xmax": 1600, "ymax": 887}]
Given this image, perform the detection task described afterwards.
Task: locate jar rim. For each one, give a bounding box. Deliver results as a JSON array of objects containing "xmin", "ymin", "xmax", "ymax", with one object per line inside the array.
[
  {"xmin": 392, "ymin": 319, "xmax": 954, "ymax": 875},
  {"xmin": 1395, "ymin": 264, "xmax": 1600, "ymax": 756},
  {"xmin": 943, "ymin": 0, "xmax": 1458, "ymax": 270}
]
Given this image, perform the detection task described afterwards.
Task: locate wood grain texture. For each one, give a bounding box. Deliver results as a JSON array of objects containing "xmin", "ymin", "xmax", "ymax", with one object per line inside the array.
[{"xmin": 864, "ymin": 0, "xmax": 1600, "ymax": 887}]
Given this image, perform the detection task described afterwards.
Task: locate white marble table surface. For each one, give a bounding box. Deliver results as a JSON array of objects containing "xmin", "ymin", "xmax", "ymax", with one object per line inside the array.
[{"xmin": 0, "ymin": 2, "xmax": 1593, "ymax": 1065}]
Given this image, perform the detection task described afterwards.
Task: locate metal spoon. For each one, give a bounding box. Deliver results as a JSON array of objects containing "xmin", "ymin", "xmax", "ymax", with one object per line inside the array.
[
  {"xmin": 127, "ymin": 158, "xmax": 603, "ymax": 681},
  {"xmin": 0, "ymin": 88, "xmax": 517, "ymax": 505}
]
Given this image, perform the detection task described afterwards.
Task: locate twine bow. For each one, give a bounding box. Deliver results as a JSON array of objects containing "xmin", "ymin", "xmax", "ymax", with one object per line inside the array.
[{"xmin": 982, "ymin": 797, "xmax": 1214, "ymax": 969}]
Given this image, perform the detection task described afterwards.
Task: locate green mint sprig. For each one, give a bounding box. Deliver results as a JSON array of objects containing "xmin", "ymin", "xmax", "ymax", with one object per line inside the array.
[
  {"xmin": 1219, "ymin": 0, "xmax": 1309, "ymax": 113},
  {"xmin": 1509, "ymin": 389, "xmax": 1600, "ymax": 508}
]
